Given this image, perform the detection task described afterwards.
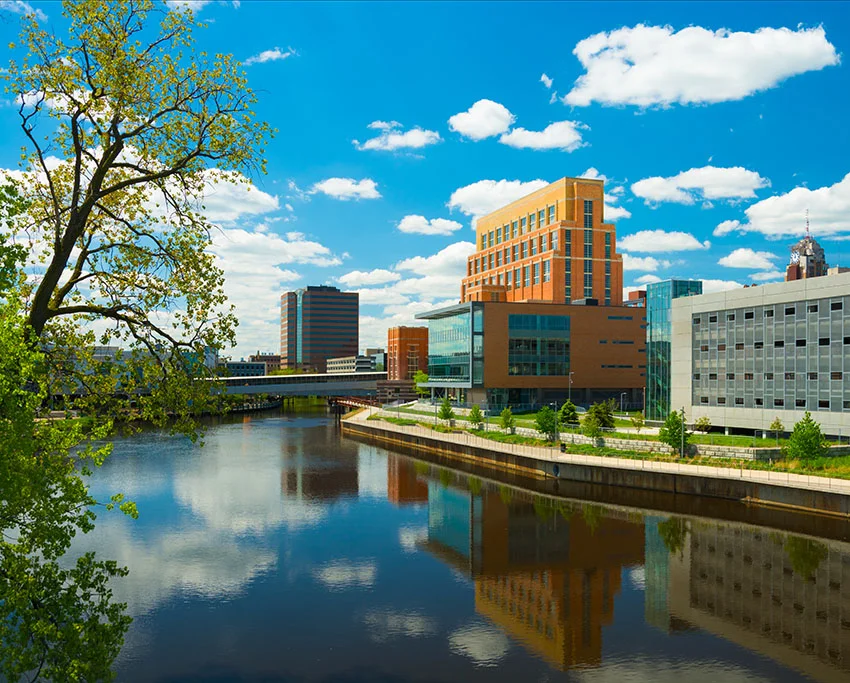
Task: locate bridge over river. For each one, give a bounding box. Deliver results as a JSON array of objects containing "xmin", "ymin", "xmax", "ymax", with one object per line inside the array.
[{"xmin": 215, "ymin": 371, "xmax": 386, "ymax": 397}]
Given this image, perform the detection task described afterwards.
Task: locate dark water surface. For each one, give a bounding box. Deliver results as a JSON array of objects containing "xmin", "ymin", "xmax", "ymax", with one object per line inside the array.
[{"xmin": 79, "ymin": 411, "xmax": 850, "ymax": 682}]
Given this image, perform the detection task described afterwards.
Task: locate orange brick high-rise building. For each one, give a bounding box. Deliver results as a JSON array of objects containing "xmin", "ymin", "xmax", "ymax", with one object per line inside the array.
[
  {"xmin": 461, "ymin": 176, "xmax": 624, "ymax": 306},
  {"xmin": 387, "ymin": 326, "xmax": 429, "ymax": 381}
]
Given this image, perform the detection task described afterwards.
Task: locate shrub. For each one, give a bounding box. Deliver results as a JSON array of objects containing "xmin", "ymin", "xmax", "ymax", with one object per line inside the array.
[
  {"xmin": 535, "ymin": 406, "xmax": 560, "ymax": 442},
  {"xmin": 693, "ymin": 416, "xmax": 711, "ymax": 434},
  {"xmin": 587, "ymin": 399, "xmax": 615, "ymax": 429},
  {"xmin": 630, "ymin": 412, "xmax": 645, "ymax": 435},
  {"xmin": 783, "ymin": 411, "xmax": 829, "ymax": 461},
  {"xmin": 437, "ymin": 396, "xmax": 455, "ymax": 422},
  {"xmin": 582, "ymin": 412, "xmax": 603, "ymax": 439},
  {"xmin": 468, "ymin": 404, "xmax": 484, "ymax": 429},
  {"xmin": 500, "ymin": 407, "xmax": 515, "ymax": 433},
  {"xmin": 659, "ymin": 409, "xmax": 689, "ymax": 455},
  {"xmin": 558, "ymin": 400, "xmax": 579, "ymax": 426},
  {"xmin": 770, "ymin": 417, "xmax": 784, "ymax": 445}
]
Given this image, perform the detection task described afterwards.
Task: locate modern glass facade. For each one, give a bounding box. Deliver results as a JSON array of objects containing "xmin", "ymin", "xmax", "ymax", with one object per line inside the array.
[
  {"xmin": 646, "ymin": 280, "xmax": 703, "ymax": 420},
  {"xmin": 691, "ymin": 294, "xmax": 850, "ymax": 413},
  {"xmin": 427, "ymin": 303, "xmax": 484, "ymax": 385},
  {"xmin": 507, "ymin": 314, "xmax": 570, "ymax": 376}
]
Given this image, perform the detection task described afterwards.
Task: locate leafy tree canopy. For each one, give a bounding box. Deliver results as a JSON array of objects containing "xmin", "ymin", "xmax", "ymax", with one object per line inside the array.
[
  {"xmin": 558, "ymin": 399, "xmax": 579, "ymax": 425},
  {"xmin": 659, "ymin": 409, "xmax": 690, "ymax": 455},
  {"xmin": 535, "ymin": 406, "xmax": 559, "ymax": 442},
  {"xmin": 468, "ymin": 404, "xmax": 484, "ymax": 428},
  {"xmin": 587, "ymin": 399, "xmax": 615, "ymax": 429},
  {"xmin": 784, "ymin": 411, "xmax": 830, "ymax": 461}
]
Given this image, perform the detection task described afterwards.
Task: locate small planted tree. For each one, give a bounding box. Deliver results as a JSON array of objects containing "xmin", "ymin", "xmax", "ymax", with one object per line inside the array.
[
  {"xmin": 694, "ymin": 416, "xmax": 711, "ymax": 435},
  {"xmin": 558, "ymin": 400, "xmax": 580, "ymax": 427},
  {"xmin": 468, "ymin": 404, "xmax": 484, "ymax": 430},
  {"xmin": 500, "ymin": 407, "xmax": 516, "ymax": 434},
  {"xmin": 582, "ymin": 411, "xmax": 603, "ymax": 440},
  {"xmin": 413, "ymin": 370, "xmax": 430, "ymax": 397},
  {"xmin": 587, "ymin": 399, "xmax": 616, "ymax": 429},
  {"xmin": 630, "ymin": 412, "xmax": 645, "ymax": 437},
  {"xmin": 784, "ymin": 412, "xmax": 830, "ymax": 462},
  {"xmin": 535, "ymin": 406, "xmax": 560, "ymax": 442},
  {"xmin": 438, "ymin": 396, "xmax": 455, "ymax": 424},
  {"xmin": 770, "ymin": 417, "xmax": 785, "ymax": 446},
  {"xmin": 659, "ymin": 409, "xmax": 690, "ymax": 456}
]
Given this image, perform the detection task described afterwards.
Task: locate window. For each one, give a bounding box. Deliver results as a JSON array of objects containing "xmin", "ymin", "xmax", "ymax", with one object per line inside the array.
[
  {"xmin": 709, "ymin": 315, "xmax": 718, "ymax": 323},
  {"xmin": 564, "ymin": 230, "xmax": 571, "ymax": 257},
  {"xmin": 735, "ymin": 398, "xmax": 744, "ymax": 405},
  {"xmin": 521, "ymin": 242, "xmax": 528, "ymax": 259},
  {"xmin": 496, "ymin": 251, "xmax": 502, "ymax": 267},
  {"xmin": 775, "ymin": 399, "xmax": 784, "ymax": 407},
  {"xmin": 533, "ymin": 262, "xmax": 540, "ymax": 285},
  {"xmin": 529, "ymin": 214, "xmax": 536, "ymax": 230},
  {"xmin": 520, "ymin": 217, "xmax": 526, "ymax": 232},
  {"xmin": 700, "ymin": 345, "xmax": 709, "ymax": 352},
  {"xmin": 808, "ymin": 372, "xmax": 818, "ymax": 380},
  {"xmin": 808, "ymin": 304, "xmax": 818, "ymax": 313},
  {"xmin": 523, "ymin": 265, "xmax": 530, "ymax": 287},
  {"xmin": 785, "ymin": 372, "xmax": 795, "ymax": 380},
  {"xmin": 754, "ymin": 341, "xmax": 764, "ymax": 349},
  {"xmin": 513, "ymin": 244, "xmax": 519, "ymax": 262},
  {"xmin": 765, "ymin": 309, "xmax": 774, "ymax": 318},
  {"xmin": 584, "ymin": 260, "xmax": 593, "ymax": 298},
  {"xmin": 506, "ymin": 270, "xmax": 512, "ymax": 287},
  {"xmin": 755, "ymin": 398, "xmax": 763, "ymax": 406},
  {"xmin": 693, "ymin": 373, "xmax": 701, "ymax": 380},
  {"xmin": 479, "ymin": 235, "xmax": 486, "ymax": 249},
  {"xmin": 819, "ymin": 337, "xmax": 830, "ymax": 346},
  {"xmin": 727, "ymin": 313, "xmax": 735, "ymax": 321},
  {"xmin": 775, "ymin": 341, "xmax": 785, "ymax": 348},
  {"xmin": 584, "ymin": 229, "xmax": 593, "ymax": 258},
  {"xmin": 604, "ymin": 231, "xmax": 611, "ymax": 260},
  {"xmin": 796, "ymin": 339, "xmax": 806, "ymax": 347},
  {"xmin": 504, "ymin": 247, "xmax": 510, "ymax": 264},
  {"xmin": 718, "ymin": 343, "xmax": 726, "ymax": 351},
  {"xmin": 474, "ymin": 258, "xmax": 480, "ymax": 274},
  {"xmin": 548, "ymin": 204, "xmax": 556, "ymax": 224},
  {"xmin": 550, "ymin": 231, "xmax": 558, "ymax": 251},
  {"xmin": 583, "ymin": 200, "xmax": 592, "ymax": 229},
  {"xmin": 764, "ymin": 372, "xmax": 774, "ymax": 380},
  {"xmin": 693, "ymin": 317, "xmax": 701, "ymax": 326},
  {"xmin": 700, "ymin": 397, "xmax": 709, "ymax": 404},
  {"xmin": 745, "ymin": 311, "xmax": 754, "ymax": 320},
  {"xmin": 531, "ymin": 239, "xmax": 538, "ymax": 256},
  {"xmin": 819, "ymin": 399, "xmax": 830, "ymax": 409},
  {"xmin": 541, "ymin": 234, "xmax": 548, "ymax": 251},
  {"xmin": 745, "ymin": 373, "xmax": 754, "ymax": 380},
  {"xmin": 514, "ymin": 268, "xmax": 520, "ymax": 288},
  {"xmin": 709, "ymin": 373, "xmax": 718, "ymax": 380},
  {"xmin": 607, "ymin": 315, "xmax": 633, "ymax": 320},
  {"xmin": 543, "ymin": 260, "xmax": 551, "ymax": 283},
  {"xmin": 727, "ymin": 373, "xmax": 735, "ymax": 380},
  {"xmin": 832, "ymin": 372, "xmax": 843, "ymax": 380},
  {"xmin": 832, "ymin": 301, "xmax": 843, "ymax": 311},
  {"xmin": 511, "ymin": 220, "xmax": 518, "ymax": 238},
  {"xmin": 796, "ymin": 399, "xmax": 806, "ymax": 408},
  {"xmin": 488, "ymin": 254, "xmax": 494, "ymax": 270},
  {"xmin": 538, "ymin": 209, "xmax": 545, "ymax": 226},
  {"xmin": 718, "ymin": 397, "xmax": 726, "ymax": 405},
  {"xmin": 785, "ymin": 306, "xmax": 795, "ymax": 316},
  {"xmin": 735, "ymin": 343, "xmax": 744, "ymax": 350},
  {"xmin": 496, "ymin": 227, "xmax": 502, "ymax": 244},
  {"xmin": 488, "ymin": 231, "xmax": 494, "ymax": 248}
]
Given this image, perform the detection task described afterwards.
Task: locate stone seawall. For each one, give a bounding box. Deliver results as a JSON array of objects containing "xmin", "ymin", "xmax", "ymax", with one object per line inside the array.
[{"xmin": 342, "ymin": 417, "xmax": 850, "ymax": 518}]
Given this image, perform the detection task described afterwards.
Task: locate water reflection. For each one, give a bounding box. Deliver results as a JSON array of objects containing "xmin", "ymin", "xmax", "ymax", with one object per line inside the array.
[{"xmin": 71, "ymin": 413, "xmax": 850, "ymax": 682}]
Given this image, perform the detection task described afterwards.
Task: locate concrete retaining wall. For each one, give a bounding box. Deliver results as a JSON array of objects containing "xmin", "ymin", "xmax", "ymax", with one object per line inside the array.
[{"xmin": 343, "ymin": 418, "xmax": 850, "ymax": 518}]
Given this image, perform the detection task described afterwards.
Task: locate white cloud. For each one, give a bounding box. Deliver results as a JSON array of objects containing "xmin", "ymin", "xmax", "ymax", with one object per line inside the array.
[
  {"xmin": 635, "ymin": 274, "xmax": 662, "ymax": 285},
  {"xmin": 540, "ymin": 73, "xmax": 553, "ymax": 89},
  {"xmin": 310, "ymin": 177, "xmax": 381, "ymax": 201},
  {"xmin": 448, "ymin": 179, "xmax": 548, "ymax": 225},
  {"xmin": 751, "ymin": 270, "xmax": 783, "ymax": 281},
  {"xmin": 338, "ymin": 269, "xmax": 401, "ymax": 288},
  {"xmin": 395, "ymin": 241, "xmax": 475, "ymax": 277},
  {"xmin": 448, "ymin": 99, "xmax": 515, "ymax": 141},
  {"xmin": 619, "ymin": 230, "xmax": 710, "ymax": 253},
  {"xmin": 701, "ymin": 278, "xmax": 744, "ymax": 293},
  {"xmin": 197, "ymin": 170, "xmax": 280, "ymax": 223},
  {"xmin": 244, "ymin": 46, "xmax": 296, "ymax": 66},
  {"xmin": 632, "ymin": 166, "xmax": 769, "ymax": 205},
  {"xmin": 0, "ymin": 1, "xmax": 46, "ymax": 21},
  {"xmin": 448, "ymin": 621, "xmax": 511, "ymax": 666},
  {"xmin": 362, "ymin": 609, "xmax": 437, "ymax": 642},
  {"xmin": 730, "ymin": 173, "xmax": 850, "ymax": 237},
  {"xmin": 354, "ymin": 121, "xmax": 441, "ymax": 152},
  {"xmin": 713, "ymin": 219, "xmax": 742, "ymax": 237},
  {"xmin": 580, "ymin": 169, "xmax": 632, "ymax": 221},
  {"xmin": 565, "ymin": 25, "xmax": 839, "ymax": 107},
  {"xmin": 581, "ymin": 167, "xmax": 606, "ymax": 181},
  {"xmin": 397, "ymin": 215, "xmax": 463, "ymax": 236},
  {"xmin": 499, "ymin": 120, "xmax": 586, "ymax": 152},
  {"xmin": 313, "ymin": 560, "xmax": 377, "ymax": 591},
  {"xmin": 604, "ymin": 203, "xmax": 632, "ymax": 221},
  {"xmin": 623, "ymin": 254, "xmax": 662, "ymax": 271},
  {"xmin": 718, "ymin": 247, "xmax": 777, "ymax": 270}
]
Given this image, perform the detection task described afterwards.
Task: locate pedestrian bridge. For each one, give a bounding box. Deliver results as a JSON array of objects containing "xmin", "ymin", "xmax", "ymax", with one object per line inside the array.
[{"xmin": 215, "ymin": 371, "xmax": 387, "ymax": 396}]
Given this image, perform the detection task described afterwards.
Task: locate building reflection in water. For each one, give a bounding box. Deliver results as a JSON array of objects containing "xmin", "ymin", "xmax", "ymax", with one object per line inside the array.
[
  {"xmin": 387, "ymin": 454, "xmax": 428, "ymax": 506},
  {"xmin": 416, "ymin": 469, "xmax": 644, "ymax": 670},
  {"xmin": 646, "ymin": 518, "xmax": 850, "ymax": 683},
  {"xmin": 279, "ymin": 424, "xmax": 359, "ymax": 502}
]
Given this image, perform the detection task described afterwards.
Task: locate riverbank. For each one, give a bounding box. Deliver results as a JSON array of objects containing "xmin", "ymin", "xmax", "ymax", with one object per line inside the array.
[{"xmin": 343, "ymin": 409, "xmax": 850, "ymax": 518}]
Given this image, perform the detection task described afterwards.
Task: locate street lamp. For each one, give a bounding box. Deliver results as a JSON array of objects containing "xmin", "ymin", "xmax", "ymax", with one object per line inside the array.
[
  {"xmin": 619, "ymin": 392, "xmax": 627, "ymax": 414},
  {"xmin": 568, "ymin": 372, "xmax": 575, "ymax": 403}
]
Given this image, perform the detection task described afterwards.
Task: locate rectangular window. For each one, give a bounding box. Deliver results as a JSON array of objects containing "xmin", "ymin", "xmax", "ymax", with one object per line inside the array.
[
  {"xmin": 529, "ymin": 213, "xmax": 536, "ymax": 230},
  {"xmin": 480, "ymin": 235, "xmax": 486, "ymax": 249},
  {"xmin": 764, "ymin": 372, "xmax": 774, "ymax": 380},
  {"xmin": 754, "ymin": 341, "xmax": 764, "ymax": 349},
  {"xmin": 474, "ymin": 258, "xmax": 480, "ymax": 274},
  {"xmin": 514, "ymin": 268, "xmax": 520, "ymax": 289},
  {"xmin": 709, "ymin": 315, "xmax": 717, "ymax": 323},
  {"xmin": 744, "ymin": 311, "xmax": 754, "ymax": 319},
  {"xmin": 511, "ymin": 220, "xmax": 518, "ymax": 238},
  {"xmin": 550, "ymin": 231, "xmax": 558, "ymax": 251},
  {"xmin": 832, "ymin": 301, "xmax": 843, "ymax": 311},
  {"xmin": 531, "ymin": 239, "xmax": 537, "ymax": 256},
  {"xmin": 520, "ymin": 217, "xmax": 526, "ymax": 232},
  {"xmin": 521, "ymin": 242, "xmax": 528, "ymax": 259},
  {"xmin": 548, "ymin": 204, "xmax": 556, "ymax": 224},
  {"xmin": 785, "ymin": 306, "xmax": 795, "ymax": 316},
  {"xmin": 808, "ymin": 372, "xmax": 818, "ymax": 380},
  {"xmin": 727, "ymin": 313, "xmax": 735, "ymax": 321},
  {"xmin": 538, "ymin": 209, "xmax": 545, "ymax": 226},
  {"xmin": 584, "ymin": 229, "xmax": 593, "ymax": 258},
  {"xmin": 541, "ymin": 234, "xmax": 548, "ymax": 251},
  {"xmin": 693, "ymin": 373, "xmax": 701, "ymax": 380},
  {"xmin": 718, "ymin": 343, "xmax": 726, "ymax": 351},
  {"xmin": 765, "ymin": 309, "xmax": 774, "ymax": 318},
  {"xmin": 523, "ymin": 265, "xmax": 530, "ymax": 287},
  {"xmin": 700, "ymin": 345, "xmax": 709, "ymax": 352},
  {"xmin": 700, "ymin": 397, "xmax": 709, "ymax": 404},
  {"xmin": 496, "ymin": 251, "xmax": 502, "ymax": 267},
  {"xmin": 504, "ymin": 224, "xmax": 510, "ymax": 241},
  {"xmin": 727, "ymin": 373, "xmax": 735, "ymax": 380},
  {"xmin": 717, "ymin": 397, "xmax": 726, "ymax": 405},
  {"xmin": 775, "ymin": 340, "xmax": 785, "ymax": 348},
  {"xmin": 583, "ymin": 259, "xmax": 593, "ymax": 298},
  {"xmin": 564, "ymin": 230, "xmax": 571, "ymax": 257},
  {"xmin": 808, "ymin": 304, "xmax": 818, "ymax": 313},
  {"xmin": 709, "ymin": 373, "xmax": 717, "ymax": 380},
  {"xmin": 496, "ymin": 227, "xmax": 502, "ymax": 244},
  {"xmin": 506, "ymin": 270, "xmax": 512, "ymax": 287},
  {"xmin": 543, "ymin": 260, "xmax": 551, "ymax": 283},
  {"xmin": 488, "ymin": 231, "xmax": 494, "ymax": 248},
  {"xmin": 533, "ymin": 262, "xmax": 540, "ymax": 285},
  {"xmin": 745, "ymin": 373, "xmax": 754, "ymax": 380},
  {"xmin": 513, "ymin": 244, "xmax": 519, "ymax": 262},
  {"xmin": 735, "ymin": 398, "xmax": 744, "ymax": 405},
  {"xmin": 796, "ymin": 339, "xmax": 806, "ymax": 347},
  {"xmin": 819, "ymin": 399, "xmax": 830, "ymax": 409},
  {"xmin": 488, "ymin": 254, "xmax": 494, "ymax": 270},
  {"xmin": 819, "ymin": 337, "xmax": 830, "ymax": 346},
  {"xmin": 583, "ymin": 200, "xmax": 593, "ymax": 229},
  {"xmin": 735, "ymin": 343, "xmax": 744, "ymax": 350},
  {"xmin": 755, "ymin": 398, "xmax": 763, "ymax": 406},
  {"xmin": 832, "ymin": 371, "xmax": 843, "ymax": 380},
  {"xmin": 785, "ymin": 372, "xmax": 795, "ymax": 380},
  {"xmin": 774, "ymin": 399, "xmax": 784, "ymax": 407}
]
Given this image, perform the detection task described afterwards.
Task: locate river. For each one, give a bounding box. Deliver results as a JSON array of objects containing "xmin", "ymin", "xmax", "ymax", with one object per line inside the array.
[{"xmin": 76, "ymin": 409, "xmax": 850, "ymax": 682}]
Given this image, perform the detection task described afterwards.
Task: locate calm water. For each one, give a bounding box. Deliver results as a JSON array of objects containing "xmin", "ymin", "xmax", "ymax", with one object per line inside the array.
[{"xmin": 75, "ymin": 410, "xmax": 850, "ymax": 683}]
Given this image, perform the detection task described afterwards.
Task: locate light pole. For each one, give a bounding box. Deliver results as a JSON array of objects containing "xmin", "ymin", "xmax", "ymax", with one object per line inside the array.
[
  {"xmin": 568, "ymin": 372, "xmax": 575, "ymax": 403},
  {"xmin": 620, "ymin": 392, "xmax": 627, "ymax": 414},
  {"xmin": 680, "ymin": 406, "xmax": 686, "ymax": 459}
]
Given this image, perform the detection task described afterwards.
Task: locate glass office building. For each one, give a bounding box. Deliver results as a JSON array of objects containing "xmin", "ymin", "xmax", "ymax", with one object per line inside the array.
[{"xmin": 646, "ymin": 279, "xmax": 703, "ymax": 420}]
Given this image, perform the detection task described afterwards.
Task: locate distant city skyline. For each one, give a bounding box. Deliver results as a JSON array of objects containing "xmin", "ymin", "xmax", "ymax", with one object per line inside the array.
[{"xmin": 2, "ymin": 2, "xmax": 849, "ymax": 357}]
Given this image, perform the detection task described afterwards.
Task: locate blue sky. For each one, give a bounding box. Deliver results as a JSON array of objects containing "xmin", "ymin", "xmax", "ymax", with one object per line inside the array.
[{"xmin": 2, "ymin": 1, "xmax": 850, "ymax": 356}]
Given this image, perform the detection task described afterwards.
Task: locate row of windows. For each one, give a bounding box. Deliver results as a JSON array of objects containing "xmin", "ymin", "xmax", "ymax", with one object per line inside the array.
[
  {"xmin": 479, "ymin": 205, "xmax": 558, "ymax": 249},
  {"xmin": 471, "ymin": 232, "xmax": 560, "ymax": 274},
  {"xmin": 699, "ymin": 396, "xmax": 850, "ymax": 409},
  {"xmin": 699, "ymin": 337, "xmax": 850, "ymax": 351},
  {"xmin": 694, "ymin": 301, "xmax": 844, "ymax": 325},
  {"xmin": 695, "ymin": 372, "xmax": 845, "ymax": 381}
]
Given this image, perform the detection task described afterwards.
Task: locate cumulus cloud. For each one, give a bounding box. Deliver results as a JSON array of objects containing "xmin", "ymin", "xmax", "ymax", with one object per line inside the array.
[
  {"xmin": 623, "ymin": 254, "xmax": 663, "ymax": 271},
  {"xmin": 0, "ymin": 1, "xmax": 47, "ymax": 21},
  {"xmin": 338, "ymin": 269, "xmax": 401, "ymax": 287},
  {"xmin": 619, "ymin": 230, "xmax": 710, "ymax": 252},
  {"xmin": 718, "ymin": 247, "xmax": 777, "ymax": 270},
  {"xmin": 310, "ymin": 177, "xmax": 381, "ymax": 200},
  {"xmin": 713, "ymin": 219, "xmax": 742, "ymax": 237},
  {"xmin": 632, "ymin": 166, "xmax": 769, "ymax": 205},
  {"xmin": 448, "ymin": 99, "xmax": 515, "ymax": 140},
  {"xmin": 701, "ymin": 279, "xmax": 744, "ymax": 293},
  {"xmin": 448, "ymin": 621, "xmax": 511, "ymax": 666},
  {"xmin": 580, "ymin": 168, "xmax": 632, "ymax": 221},
  {"xmin": 540, "ymin": 73, "xmax": 553, "ymax": 89},
  {"xmin": 448, "ymin": 179, "xmax": 548, "ymax": 225},
  {"xmin": 751, "ymin": 270, "xmax": 784, "ymax": 281},
  {"xmin": 354, "ymin": 121, "xmax": 441, "ymax": 152},
  {"xmin": 564, "ymin": 25, "xmax": 839, "ymax": 107},
  {"xmin": 499, "ymin": 120, "xmax": 586, "ymax": 152},
  {"xmin": 635, "ymin": 274, "xmax": 662, "ymax": 285},
  {"xmin": 605, "ymin": 203, "xmax": 632, "ymax": 221},
  {"xmin": 244, "ymin": 46, "xmax": 296, "ymax": 66},
  {"xmin": 729, "ymin": 173, "xmax": 850, "ymax": 237},
  {"xmin": 313, "ymin": 560, "xmax": 377, "ymax": 591},
  {"xmin": 395, "ymin": 241, "xmax": 476, "ymax": 277},
  {"xmin": 397, "ymin": 215, "xmax": 463, "ymax": 236}
]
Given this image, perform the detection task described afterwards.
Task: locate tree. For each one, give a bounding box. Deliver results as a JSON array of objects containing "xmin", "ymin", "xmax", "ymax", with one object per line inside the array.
[
  {"xmin": 630, "ymin": 411, "xmax": 645, "ymax": 436},
  {"xmin": 784, "ymin": 411, "xmax": 830, "ymax": 461},
  {"xmin": 1, "ymin": 1, "xmax": 270, "ymax": 678},
  {"xmin": 413, "ymin": 369, "xmax": 430, "ymax": 397},
  {"xmin": 468, "ymin": 404, "xmax": 484, "ymax": 429},
  {"xmin": 770, "ymin": 417, "xmax": 785, "ymax": 446},
  {"xmin": 500, "ymin": 406, "xmax": 515, "ymax": 434},
  {"xmin": 659, "ymin": 409, "xmax": 690, "ymax": 456},
  {"xmin": 587, "ymin": 399, "xmax": 615, "ymax": 429},
  {"xmin": 558, "ymin": 399, "xmax": 579, "ymax": 426},
  {"xmin": 535, "ymin": 406, "xmax": 559, "ymax": 442},
  {"xmin": 438, "ymin": 396, "xmax": 455, "ymax": 423},
  {"xmin": 694, "ymin": 416, "xmax": 711, "ymax": 435},
  {"xmin": 582, "ymin": 411, "xmax": 603, "ymax": 439}
]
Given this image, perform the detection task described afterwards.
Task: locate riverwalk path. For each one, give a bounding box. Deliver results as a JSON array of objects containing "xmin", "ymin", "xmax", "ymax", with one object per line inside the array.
[{"xmin": 343, "ymin": 408, "xmax": 850, "ymax": 514}]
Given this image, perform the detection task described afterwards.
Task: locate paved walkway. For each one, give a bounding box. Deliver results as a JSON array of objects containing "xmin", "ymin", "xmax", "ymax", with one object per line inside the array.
[{"xmin": 347, "ymin": 408, "xmax": 850, "ymax": 497}]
